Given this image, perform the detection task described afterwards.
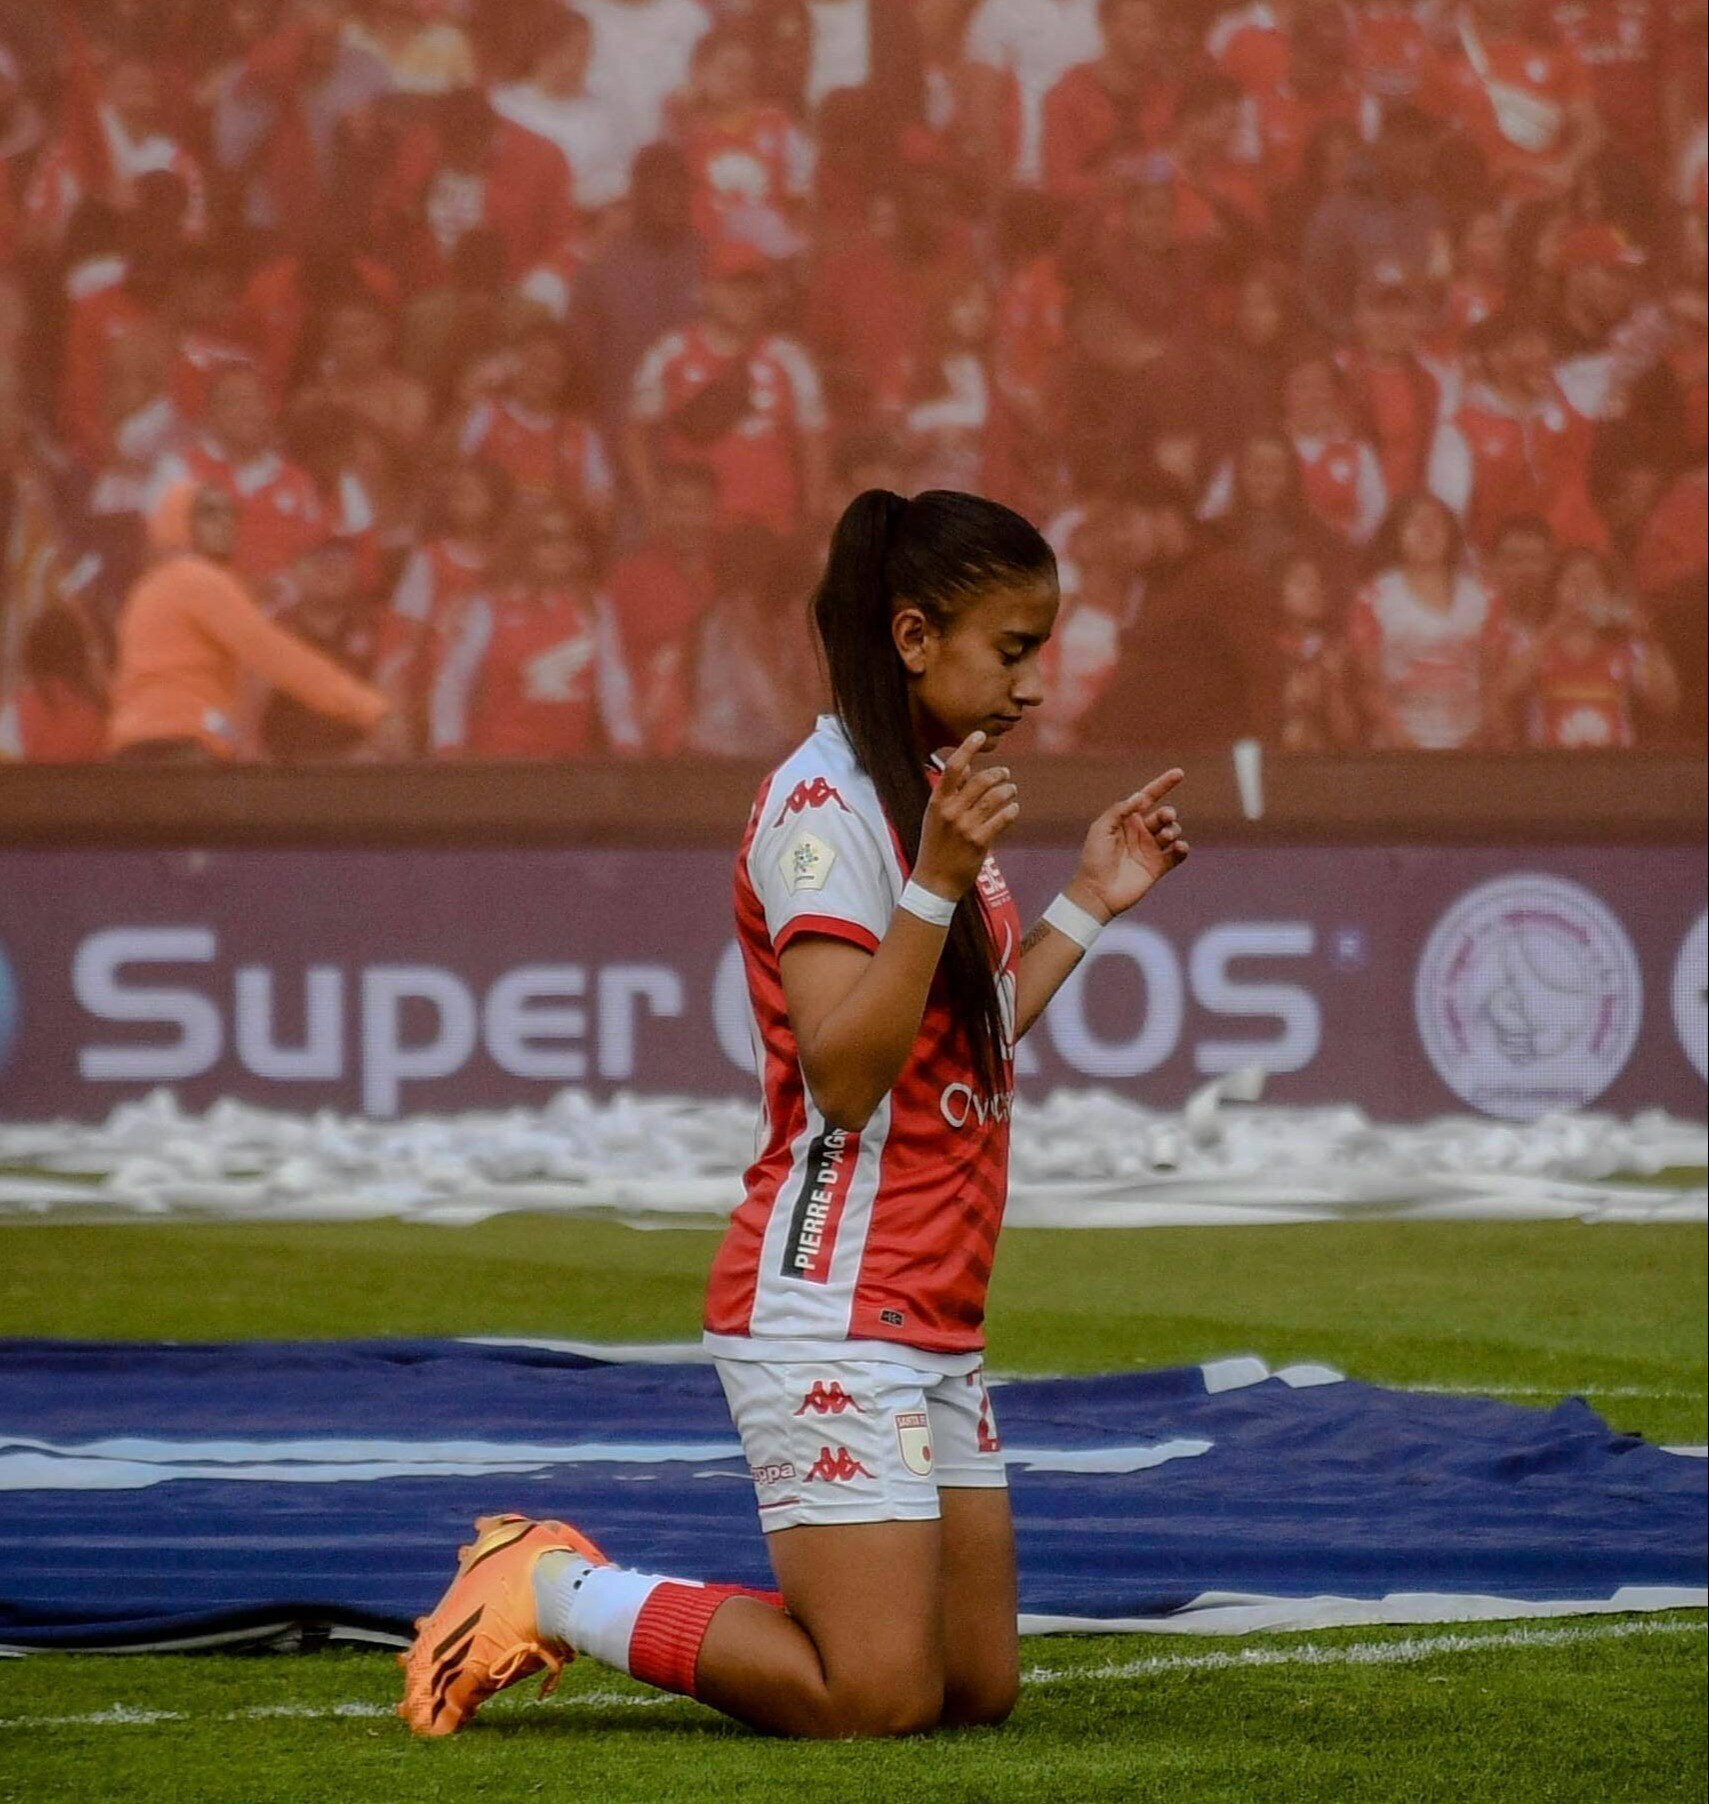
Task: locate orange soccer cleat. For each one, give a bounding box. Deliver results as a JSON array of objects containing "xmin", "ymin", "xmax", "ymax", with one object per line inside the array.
[{"xmin": 397, "ymin": 1512, "xmax": 607, "ymax": 1737}]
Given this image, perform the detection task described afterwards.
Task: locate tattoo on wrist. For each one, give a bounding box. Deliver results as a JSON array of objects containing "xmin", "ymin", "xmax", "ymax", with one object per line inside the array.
[{"xmin": 1020, "ymin": 920, "xmax": 1053, "ymax": 955}]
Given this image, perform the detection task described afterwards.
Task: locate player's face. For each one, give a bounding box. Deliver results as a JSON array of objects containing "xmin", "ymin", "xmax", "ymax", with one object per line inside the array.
[{"xmin": 903, "ymin": 577, "xmax": 1059, "ymax": 746}]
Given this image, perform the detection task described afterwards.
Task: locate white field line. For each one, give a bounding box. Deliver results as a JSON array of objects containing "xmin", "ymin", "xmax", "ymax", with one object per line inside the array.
[
  {"xmin": 983, "ymin": 1375, "xmax": 1706, "ymax": 1401},
  {"xmin": 1, "ymin": 1618, "xmax": 1701, "ymax": 1733},
  {"xmin": 0, "ymin": 1689, "xmax": 678, "ymax": 1730},
  {"xmin": 1021, "ymin": 1615, "xmax": 1705, "ymax": 1684},
  {"xmin": 1414, "ymin": 1383, "xmax": 1705, "ymax": 1400}
]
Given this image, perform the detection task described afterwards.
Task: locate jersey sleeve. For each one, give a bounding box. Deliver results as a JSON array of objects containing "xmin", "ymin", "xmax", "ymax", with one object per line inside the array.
[{"xmin": 747, "ymin": 783, "xmax": 895, "ymax": 955}]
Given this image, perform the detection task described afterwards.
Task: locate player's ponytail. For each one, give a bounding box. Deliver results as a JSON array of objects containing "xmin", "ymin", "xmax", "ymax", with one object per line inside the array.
[{"xmin": 812, "ymin": 489, "xmax": 1055, "ymax": 1096}]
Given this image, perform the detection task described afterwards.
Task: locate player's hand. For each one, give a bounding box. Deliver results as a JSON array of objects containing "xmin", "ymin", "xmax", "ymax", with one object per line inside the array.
[
  {"xmin": 914, "ymin": 730, "xmax": 1019, "ymax": 901},
  {"xmin": 1066, "ymin": 768, "xmax": 1189, "ymax": 922}
]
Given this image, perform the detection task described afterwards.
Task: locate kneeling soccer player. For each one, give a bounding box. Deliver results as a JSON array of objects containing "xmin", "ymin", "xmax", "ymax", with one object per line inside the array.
[{"xmin": 400, "ymin": 489, "xmax": 1190, "ymax": 1738}]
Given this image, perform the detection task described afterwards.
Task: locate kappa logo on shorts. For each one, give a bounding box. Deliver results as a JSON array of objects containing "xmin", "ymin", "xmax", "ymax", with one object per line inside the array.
[
  {"xmin": 771, "ymin": 777, "xmax": 851, "ymax": 826},
  {"xmin": 750, "ymin": 1461, "xmax": 798, "ymax": 1486},
  {"xmin": 803, "ymin": 1445, "xmax": 877, "ymax": 1484},
  {"xmin": 793, "ymin": 1381, "xmax": 865, "ymax": 1416}
]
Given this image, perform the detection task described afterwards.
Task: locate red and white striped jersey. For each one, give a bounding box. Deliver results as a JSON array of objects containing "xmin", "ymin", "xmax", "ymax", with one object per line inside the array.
[{"xmin": 704, "ymin": 716, "xmax": 1022, "ymax": 1369}]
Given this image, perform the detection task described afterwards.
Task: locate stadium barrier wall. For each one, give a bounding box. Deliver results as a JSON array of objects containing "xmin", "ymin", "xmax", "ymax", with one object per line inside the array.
[
  {"xmin": 0, "ymin": 756, "xmax": 1702, "ymax": 1124},
  {"xmin": 0, "ymin": 752, "xmax": 1703, "ymax": 846}
]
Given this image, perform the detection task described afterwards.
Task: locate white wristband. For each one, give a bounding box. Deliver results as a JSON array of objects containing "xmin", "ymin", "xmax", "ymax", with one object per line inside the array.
[
  {"xmin": 898, "ymin": 879, "xmax": 958, "ymax": 928},
  {"xmin": 1042, "ymin": 892, "xmax": 1105, "ymax": 953}
]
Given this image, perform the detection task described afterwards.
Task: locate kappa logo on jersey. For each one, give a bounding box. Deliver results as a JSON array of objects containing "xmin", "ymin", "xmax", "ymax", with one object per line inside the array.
[
  {"xmin": 779, "ymin": 1127, "xmax": 858, "ymax": 1282},
  {"xmin": 771, "ymin": 777, "xmax": 851, "ymax": 826},
  {"xmin": 793, "ymin": 1381, "xmax": 865, "ymax": 1417},
  {"xmin": 803, "ymin": 1445, "xmax": 877, "ymax": 1484}
]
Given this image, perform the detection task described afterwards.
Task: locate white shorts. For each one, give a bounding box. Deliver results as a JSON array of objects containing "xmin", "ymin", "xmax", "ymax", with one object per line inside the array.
[{"xmin": 714, "ymin": 1357, "xmax": 1007, "ymax": 1533}]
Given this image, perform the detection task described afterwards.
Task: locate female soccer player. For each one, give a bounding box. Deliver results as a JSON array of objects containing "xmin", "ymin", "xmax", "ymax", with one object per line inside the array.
[{"xmin": 400, "ymin": 488, "xmax": 1190, "ymax": 1740}]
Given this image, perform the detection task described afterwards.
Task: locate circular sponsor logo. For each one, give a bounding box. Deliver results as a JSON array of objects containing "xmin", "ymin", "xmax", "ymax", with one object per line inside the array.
[
  {"xmin": 1672, "ymin": 912, "xmax": 1707, "ymax": 1082},
  {"xmin": 0, "ymin": 941, "xmax": 16, "ymax": 1075},
  {"xmin": 1414, "ymin": 875, "xmax": 1642, "ymax": 1121}
]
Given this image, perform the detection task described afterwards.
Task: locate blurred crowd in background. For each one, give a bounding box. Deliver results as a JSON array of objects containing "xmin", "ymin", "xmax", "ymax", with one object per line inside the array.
[{"xmin": 0, "ymin": 0, "xmax": 1703, "ymax": 764}]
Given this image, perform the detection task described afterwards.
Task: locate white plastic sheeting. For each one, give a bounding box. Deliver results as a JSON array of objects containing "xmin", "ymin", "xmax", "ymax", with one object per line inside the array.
[{"xmin": 1, "ymin": 1072, "xmax": 1702, "ymax": 1227}]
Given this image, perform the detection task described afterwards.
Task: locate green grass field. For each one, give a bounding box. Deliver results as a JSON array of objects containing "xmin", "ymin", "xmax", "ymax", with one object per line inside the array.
[{"xmin": 1, "ymin": 1215, "xmax": 1704, "ymax": 1804}]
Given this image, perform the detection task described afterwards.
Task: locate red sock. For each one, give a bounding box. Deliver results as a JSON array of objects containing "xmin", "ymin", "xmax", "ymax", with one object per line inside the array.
[{"xmin": 626, "ymin": 1582, "xmax": 784, "ymax": 1698}]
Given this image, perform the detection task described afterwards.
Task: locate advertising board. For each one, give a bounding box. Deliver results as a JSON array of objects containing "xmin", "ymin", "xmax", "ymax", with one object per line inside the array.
[{"xmin": 0, "ymin": 846, "xmax": 1702, "ymax": 1123}]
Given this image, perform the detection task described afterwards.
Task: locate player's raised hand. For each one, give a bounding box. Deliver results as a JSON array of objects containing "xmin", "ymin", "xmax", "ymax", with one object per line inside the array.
[
  {"xmin": 915, "ymin": 730, "xmax": 1020, "ymax": 900},
  {"xmin": 1067, "ymin": 768, "xmax": 1189, "ymax": 921}
]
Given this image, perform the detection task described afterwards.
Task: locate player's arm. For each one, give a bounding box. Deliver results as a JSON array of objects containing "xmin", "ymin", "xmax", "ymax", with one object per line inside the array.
[
  {"xmin": 780, "ymin": 733, "xmax": 1017, "ymax": 1132},
  {"xmin": 1012, "ymin": 770, "xmax": 1189, "ymax": 1040}
]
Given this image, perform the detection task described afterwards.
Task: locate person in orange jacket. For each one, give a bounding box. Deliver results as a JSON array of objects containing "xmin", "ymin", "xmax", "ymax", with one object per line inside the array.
[{"xmin": 107, "ymin": 482, "xmax": 403, "ymax": 762}]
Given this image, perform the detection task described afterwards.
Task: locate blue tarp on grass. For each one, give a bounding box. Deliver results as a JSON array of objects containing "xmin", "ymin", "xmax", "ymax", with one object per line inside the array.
[{"xmin": 0, "ymin": 1339, "xmax": 1702, "ymax": 1649}]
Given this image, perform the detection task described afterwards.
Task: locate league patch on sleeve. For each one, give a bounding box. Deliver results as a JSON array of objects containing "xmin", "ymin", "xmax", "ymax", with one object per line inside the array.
[{"xmin": 781, "ymin": 832, "xmax": 837, "ymax": 893}]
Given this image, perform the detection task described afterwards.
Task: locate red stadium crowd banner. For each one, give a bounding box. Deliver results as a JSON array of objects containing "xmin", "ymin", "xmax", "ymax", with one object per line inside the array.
[{"xmin": 0, "ymin": 843, "xmax": 1701, "ymax": 1123}]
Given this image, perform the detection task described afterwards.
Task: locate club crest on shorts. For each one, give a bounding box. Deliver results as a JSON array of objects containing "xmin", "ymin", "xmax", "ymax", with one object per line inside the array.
[
  {"xmin": 780, "ymin": 832, "xmax": 836, "ymax": 894},
  {"xmin": 894, "ymin": 1409, "xmax": 933, "ymax": 1478}
]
